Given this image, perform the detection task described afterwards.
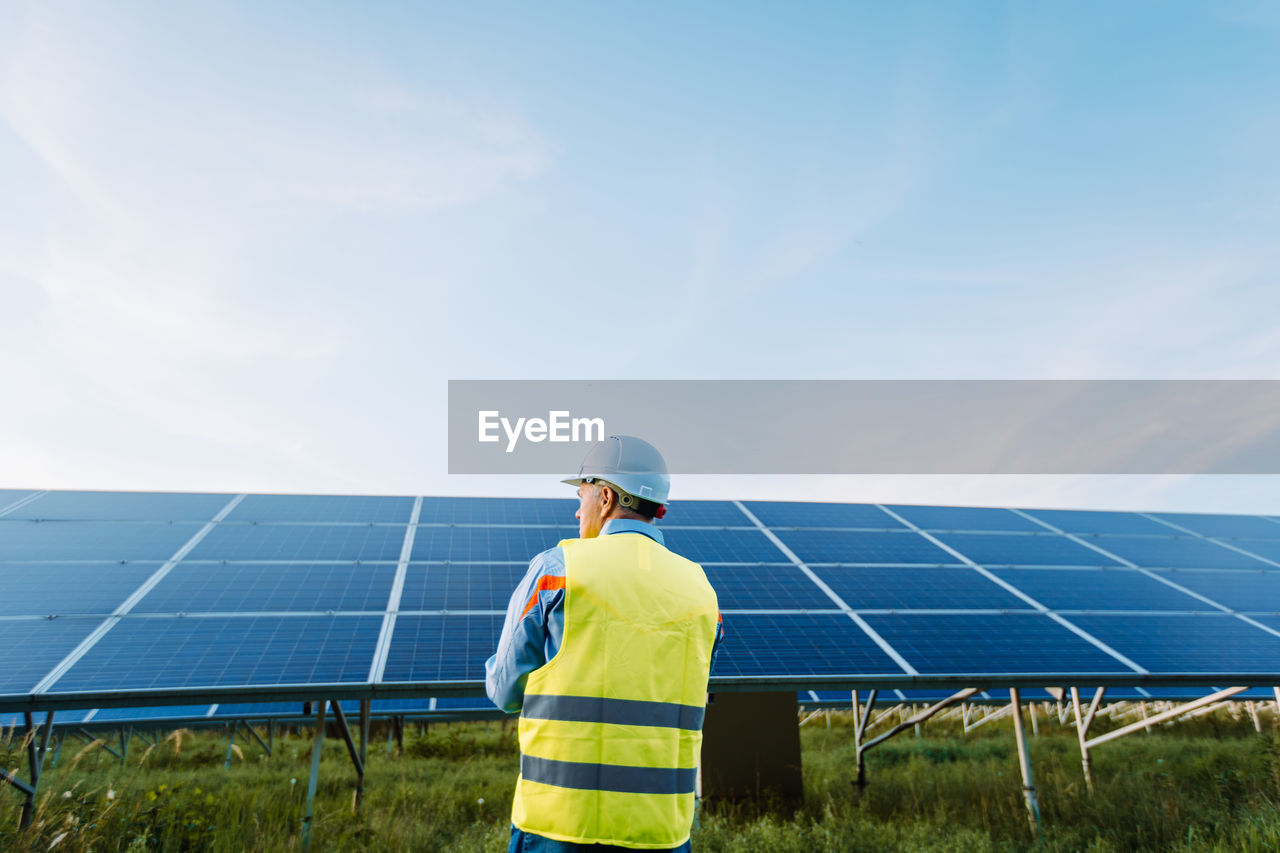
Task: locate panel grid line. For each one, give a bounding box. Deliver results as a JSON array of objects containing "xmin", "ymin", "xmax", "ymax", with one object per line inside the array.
[
  {"xmin": 0, "ymin": 490, "xmax": 47, "ymax": 519},
  {"xmin": 29, "ymin": 494, "xmax": 248, "ymax": 695},
  {"xmin": 1139, "ymin": 512, "xmax": 1280, "ymax": 569},
  {"xmin": 368, "ymin": 496, "xmax": 423, "ymax": 683},
  {"xmin": 1011, "ymin": 508, "xmax": 1280, "ymax": 643},
  {"xmin": 733, "ymin": 501, "xmax": 918, "ymax": 676},
  {"xmin": 876, "ymin": 504, "xmax": 1149, "ymax": 674}
]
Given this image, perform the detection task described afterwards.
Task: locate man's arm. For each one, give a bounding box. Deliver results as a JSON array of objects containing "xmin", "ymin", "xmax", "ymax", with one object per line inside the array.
[{"xmin": 484, "ymin": 546, "xmax": 567, "ymax": 713}]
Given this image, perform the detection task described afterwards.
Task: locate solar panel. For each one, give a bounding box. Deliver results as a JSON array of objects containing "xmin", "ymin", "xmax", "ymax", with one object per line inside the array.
[
  {"xmin": 6, "ymin": 491, "xmax": 231, "ymax": 522},
  {"xmin": 227, "ymin": 495, "xmax": 415, "ymax": 524},
  {"xmin": 1225, "ymin": 539, "xmax": 1280, "ymax": 564},
  {"xmin": 399, "ymin": 564, "xmax": 528, "ymax": 611},
  {"xmin": 0, "ymin": 618, "xmax": 101, "ymax": 694},
  {"xmin": 886, "ymin": 505, "xmax": 1045, "ymax": 532},
  {"xmin": 410, "ymin": 526, "xmax": 567, "ymax": 562},
  {"xmin": 931, "ymin": 532, "xmax": 1121, "ymax": 567},
  {"xmin": 3, "ymin": 489, "xmax": 1280, "ymax": 727},
  {"xmin": 1091, "ymin": 535, "xmax": 1272, "ymax": 570},
  {"xmin": 815, "ymin": 565, "xmax": 1029, "ymax": 610},
  {"xmin": 189, "ymin": 524, "xmax": 407, "ymax": 562},
  {"xmin": 0, "ymin": 521, "xmax": 206, "ymax": 562},
  {"xmin": 986, "ymin": 567, "xmax": 1213, "ymax": 612},
  {"xmin": 382, "ymin": 614, "xmax": 503, "ymax": 682},
  {"xmin": 774, "ymin": 529, "xmax": 961, "ymax": 565},
  {"xmin": 859, "ymin": 614, "xmax": 1138, "ymax": 675},
  {"xmin": 417, "ymin": 497, "xmax": 578, "ymax": 526},
  {"xmin": 743, "ymin": 501, "xmax": 903, "ymax": 529},
  {"xmin": 660, "ymin": 500, "xmax": 752, "ymax": 527},
  {"xmin": 1065, "ymin": 614, "xmax": 1280, "ymax": 674},
  {"xmin": 701, "ymin": 564, "xmax": 835, "ymax": 610},
  {"xmin": 0, "ymin": 563, "xmax": 161, "ymax": 617},
  {"xmin": 1023, "ymin": 509, "xmax": 1173, "ymax": 536},
  {"xmin": 1148, "ymin": 512, "xmax": 1280, "ymax": 540},
  {"xmin": 48, "ymin": 616, "xmax": 383, "ymax": 693},
  {"xmin": 661, "ymin": 528, "xmax": 785, "ymax": 563},
  {"xmin": 714, "ymin": 613, "xmax": 906, "ymax": 678},
  {"xmin": 132, "ymin": 563, "xmax": 398, "ymax": 613},
  {"xmin": 1142, "ymin": 569, "xmax": 1280, "ymax": 613}
]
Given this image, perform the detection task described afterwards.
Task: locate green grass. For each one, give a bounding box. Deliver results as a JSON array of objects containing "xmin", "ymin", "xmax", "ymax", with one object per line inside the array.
[{"xmin": 3, "ymin": 708, "xmax": 1279, "ymax": 851}]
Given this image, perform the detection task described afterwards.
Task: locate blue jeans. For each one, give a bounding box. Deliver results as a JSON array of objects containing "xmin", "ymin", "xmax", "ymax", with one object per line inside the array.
[{"xmin": 509, "ymin": 827, "xmax": 692, "ymax": 853}]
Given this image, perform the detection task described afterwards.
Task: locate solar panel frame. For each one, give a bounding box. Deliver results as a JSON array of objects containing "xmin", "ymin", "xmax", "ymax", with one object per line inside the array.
[{"xmin": 3, "ymin": 489, "xmax": 1280, "ymax": 722}]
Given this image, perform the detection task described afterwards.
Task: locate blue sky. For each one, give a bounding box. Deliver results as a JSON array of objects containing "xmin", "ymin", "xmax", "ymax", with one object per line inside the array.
[{"xmin": 2, "ymin": 1, "xmax": 1279, "ymax": 512}]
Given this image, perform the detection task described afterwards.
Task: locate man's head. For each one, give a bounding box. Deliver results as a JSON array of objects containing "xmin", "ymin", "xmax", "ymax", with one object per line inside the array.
[{"xmin": 563, "ymin": 435, "xmax": 670, "ymax": 538}]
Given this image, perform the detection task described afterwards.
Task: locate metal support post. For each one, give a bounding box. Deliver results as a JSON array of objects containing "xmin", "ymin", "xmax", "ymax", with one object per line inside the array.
[
  {"xmin": 120, "ymin": 727, "xmax": 129, "ymax": 763},
  {"xmin": 329, "ymin": 702, "xmax": 366, "ymax": 813},
  {"xmin": 358, "ymin": 700, "xmax": 370, "ymax": 800},
  {"xmin": 1087, "ymin": 687, "xmax": 1247, "ymax": 749},
  {"xmin": 268, "ymin": 720, "xmax": 274, "ymax": 754},
  {"xmin": 394, "ymin": 716, "xmax": 404, "ymax": 755},
  {"xmin": 243, "ymin": 721, "xmax": 272, "ymax": 757},
  {"xmin": 52, "ymin": 730, "xmax": 65, "ymax": 768},
  {"xmin": 1274, "ymin": 686, "xmax": 1280, "ymax": 726},
  {"xmin": 857, "ymin": 687, "xmax": 981, "ymax": 790},
  {"xmin": 1028, "ymin": 700, "xmax": 1039, "ymax": 736},
  {"xmin": 852, "ymin": 688, "xmax": 877, "ymax": 789},
  {"xmin": 1248, "ymin": 701, "xmax": 1262, "ymax": 733},
  {"xmin": 1140, "ymin": 701, "xmax": 1149, "ymax": 734},
  {"xmin": 1070, "ymin": 687, "xmax": 1105, "ymax": 791},
  {"xmin": 1009, "ymin": 688, "xmax": 1042, "ymax": 837},
  {"xmin": 224, "ymin": 720, "xmax": 239, "ymax": 768},
  {"xmin": 301, "ymin": 701, "xmax": 328, "ymax": 853}
]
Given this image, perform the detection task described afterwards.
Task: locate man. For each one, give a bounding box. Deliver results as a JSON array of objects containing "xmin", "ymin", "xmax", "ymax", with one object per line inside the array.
[{"xmin": 486, "ymin": 435, "xmax": 723, "ymax": 853}]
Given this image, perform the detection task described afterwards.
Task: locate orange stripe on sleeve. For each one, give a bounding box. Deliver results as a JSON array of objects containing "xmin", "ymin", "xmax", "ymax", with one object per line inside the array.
[{"xmin": 520, "ymin": 576, "xmax": 567, "ymax": 620}]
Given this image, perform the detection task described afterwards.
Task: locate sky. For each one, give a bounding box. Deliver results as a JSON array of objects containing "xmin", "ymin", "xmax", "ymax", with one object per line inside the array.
[{"xmin": 2, "ymin": 1, "xmax": 1279, "ymax": 514}]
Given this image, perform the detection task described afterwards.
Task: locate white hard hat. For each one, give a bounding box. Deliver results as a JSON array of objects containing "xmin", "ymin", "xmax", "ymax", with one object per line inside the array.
[{"xmin": 562, "ymin": 435, "xmax": 671, "ymax": 506}]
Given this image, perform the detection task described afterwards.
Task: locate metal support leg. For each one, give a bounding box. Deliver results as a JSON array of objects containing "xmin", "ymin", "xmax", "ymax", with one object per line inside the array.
[
  {"xmin": 358, "ymin": 699, "xmax": 370, "ymax": 809},
  {"xmin": 301, "ymin": 701, "xmax": 327, "ymax": 853},
  {"xmin": 268, "ymin": 720, "xmax": 274, "ymax": 754},
  {"xmin": 52, "ymin": 730, "xmax": 65, "ymax": 768},
  {"xmin": 120, "ymin": 727, "xmax": 128, "ymax": 763},
  {"xmin": 1028, "ymin": 700, "xmax": 1039, "ymax": 736},
  {"xmin": 243, "ymin": 721, "xmax": 272, "ymax": 757},
  {"xmin": 329, "ymin": 702, "xmax": 366, "ymax": 814},
  {"xmin": 224, "ymin": 720, "xmax": 239, "ymax": 768},
  {"xmin": 852, "ymin": 688, "xmax": 877, "ymax": 789},
  {"xmin": 1248, "ymin": 701, "xmax": 1262, "ymax": 733},
  {"xmin": 1070, "ymin": 687, "xmax": 1105, "ymax": 791},
  {"xmin": 858, "ymin": 687, "xmax": 981, "ymax": 790},
  {"xmin": 395, "ymin": 716, "xmax": 404, "ymax": 756},
  {"xmin": 1009, "ymin": 688, "xmax": 1042, "ymax": 837}
]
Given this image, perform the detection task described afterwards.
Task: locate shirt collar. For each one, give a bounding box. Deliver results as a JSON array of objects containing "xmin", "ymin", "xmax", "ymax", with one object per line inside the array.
[{"xmin": 601, "ymin": 517, "xmax": 664, "ymax": 545}]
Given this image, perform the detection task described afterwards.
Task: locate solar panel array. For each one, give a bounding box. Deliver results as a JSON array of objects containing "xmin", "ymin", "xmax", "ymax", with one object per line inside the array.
[{"xmin": 2, "ymin": 489, "xmax": 1280, "ymax": 725}]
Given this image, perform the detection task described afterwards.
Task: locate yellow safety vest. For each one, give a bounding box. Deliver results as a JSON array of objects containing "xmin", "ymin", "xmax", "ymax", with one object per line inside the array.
[{"xmin": 511, "ymin": 531, "xmax": 719, "ymax": 849}]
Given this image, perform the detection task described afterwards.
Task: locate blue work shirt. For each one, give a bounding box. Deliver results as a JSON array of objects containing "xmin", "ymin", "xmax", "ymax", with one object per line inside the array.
[{"xmin": 485, "ymin": 518, "xmax": 723, "ymax": 713}]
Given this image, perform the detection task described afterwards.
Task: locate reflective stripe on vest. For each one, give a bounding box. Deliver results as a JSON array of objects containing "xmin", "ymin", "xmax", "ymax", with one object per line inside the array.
[{"xmin": 511, "ymin": 532, "xmax": 719, "ymax": 849}]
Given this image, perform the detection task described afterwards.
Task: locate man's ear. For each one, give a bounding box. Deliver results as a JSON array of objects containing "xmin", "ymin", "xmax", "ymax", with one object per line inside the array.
[{"xmin": 599, "ymin": 485, "xmax": 616, "ymax": 511}]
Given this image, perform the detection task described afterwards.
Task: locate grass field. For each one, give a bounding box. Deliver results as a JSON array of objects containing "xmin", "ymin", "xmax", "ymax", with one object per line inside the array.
[{"xmin": 3, "ymin": 705, "xmax": 1280, "ymax": 851}]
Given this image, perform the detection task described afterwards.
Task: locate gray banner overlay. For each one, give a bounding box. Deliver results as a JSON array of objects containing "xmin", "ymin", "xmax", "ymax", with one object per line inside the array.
[{"xmin": 448, "ymin": 380, "xmax": 1280, "ymax": 474}]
